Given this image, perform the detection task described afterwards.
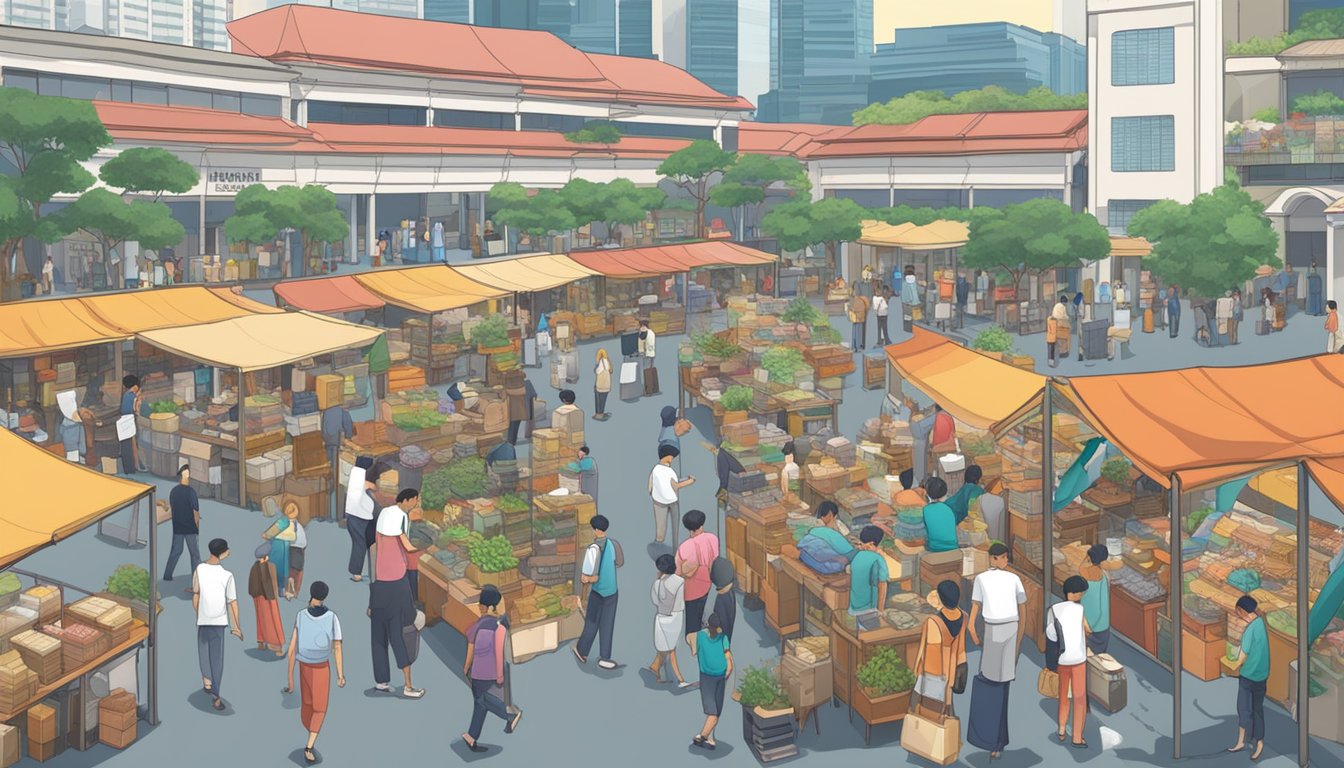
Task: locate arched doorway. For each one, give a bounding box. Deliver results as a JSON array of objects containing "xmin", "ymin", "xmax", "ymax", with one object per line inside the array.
[{"xmin": 1267, "ymin": 187, "xmax": 1338, "ymax": 269}]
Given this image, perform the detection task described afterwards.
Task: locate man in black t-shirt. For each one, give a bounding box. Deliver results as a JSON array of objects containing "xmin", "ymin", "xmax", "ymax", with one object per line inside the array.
[{"xmin": 164, "ymin": 465, "xmax": 201, "ymax": 586}]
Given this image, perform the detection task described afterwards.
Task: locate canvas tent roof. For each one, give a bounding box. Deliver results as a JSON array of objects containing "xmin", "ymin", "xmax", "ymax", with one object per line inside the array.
[
  {"xmin": 79, "ymin": 286, "xmax": 281, "ymax": 333},
  {"xmin": 353, "ymin": 265, "xmax": 508, "ymax": 313},
  {"xmin": 135, "ymin": 312, "xmax": 382, "ymax": 371},
  {"xmin": 0, "ymin": 428, "xmax": 151, "ymax": 569},
  {"xmin": 0, "ymin": 299, "xmax": 128, "ymax": 356},
  {"xmin": 274, "ymin": 275, "xmax": 386, "ymax": 314},
  {"xmin": 567, "ymin": 241, "xmax": 777, "ymax": 278},
  {"xmin": 859, "ymin": 220, "xmax": 968, "ymax": 250},
  {"xmin": 453, "ymin": 253, "xmax": 601, "ymax": 293}
]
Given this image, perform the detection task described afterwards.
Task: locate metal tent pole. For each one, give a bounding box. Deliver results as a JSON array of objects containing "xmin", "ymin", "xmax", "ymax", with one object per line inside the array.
[
  {"xmin": 1041, "ymin": 384, "xmax": 1054, "ymax": 596},
  {"xmin": 1170, "ymin": 473, "xmax": 1183, "ymax": 759},
  {"xmin": 147, "ymin": 490, "xmax": 159, "ymax": 725},
  {"xmin": 1298, "ymin": 461, "xmax": 1310, "ymax": 767}
]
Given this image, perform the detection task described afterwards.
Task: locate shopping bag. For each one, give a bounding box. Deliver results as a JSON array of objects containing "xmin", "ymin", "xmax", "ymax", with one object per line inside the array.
[
  {"xmin": 900, "ymin": 692, "xmax": 961, "ymax": 765},
  {"xmin": 1037, "ymin": 668, "xmax": 1059, "ymax": 698}
]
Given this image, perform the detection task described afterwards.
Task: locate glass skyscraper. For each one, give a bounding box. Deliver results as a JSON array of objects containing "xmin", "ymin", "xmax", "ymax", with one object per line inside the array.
[
  {"xmin": 686, "ymin": 0, "xmax": 737, "ymax": 96},
  {"xmin": 423, "ymin": 0, "xmax": 466, "ymax": 22},
  {"xmin": 760, "ymin": 0, "xmax": 872, "ymax": 123}
]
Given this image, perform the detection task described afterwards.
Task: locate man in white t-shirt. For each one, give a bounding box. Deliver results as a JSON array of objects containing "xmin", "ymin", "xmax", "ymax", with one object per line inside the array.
[
  {"xmin": 967, "ymin": 542, "xmax": 1027, "ymax": 683},
  {"xmin": 649, "ymin": 443, "xmax": 695, "ymax": 546},
  {"xmin": 193, "ymin": 538, "xmax": 242, "ymax": 711},
  {"xmin": 345, "ymin": 460, "xmax": 378, "ymax": 582},
  {"xmin": 1046, "ymin": 576, "xmax": 1092, "ymax": 748},
  {"xmin": 873, "ymin": 287, "xmax": 891, "ymax": 345}
]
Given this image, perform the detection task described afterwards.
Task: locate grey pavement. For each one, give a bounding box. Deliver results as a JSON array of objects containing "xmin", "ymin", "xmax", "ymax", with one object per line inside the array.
[{"xmin": 11, "ymin": 301, "xmax": 1342, "ymax": 768}]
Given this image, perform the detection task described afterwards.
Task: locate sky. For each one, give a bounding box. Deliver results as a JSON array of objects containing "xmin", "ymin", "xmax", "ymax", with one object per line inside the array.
[{"xmin": 873, "ymin": 0, "xmax": 1060, "ymax": 45}]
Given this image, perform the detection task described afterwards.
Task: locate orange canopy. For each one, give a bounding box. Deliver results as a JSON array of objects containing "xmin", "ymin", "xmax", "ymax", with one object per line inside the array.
[
  {"xmin": 1059, "ymin": 354, "xmax": 1344, "ymax": 489},
  {"xmin": 567, "ymin": 241, "xmax": 776, "ymax": 278},
  {"xmin": 79, "ymin": 286, "xmax": 280, "ymax": 333},
  {"xmin": 353, "ymin": 265, "xmax": 507, "ymax": 313},
  {"xmin": 884, "ymin": 328, "xmax": 1046, "ymax": 431},
  {"xmin": 0, "ymin": 299, "xmax": 127, "ymax": 356},
  {"xmin": 275, "ymin": 275, "xmax": 385, "ymax": 314}
]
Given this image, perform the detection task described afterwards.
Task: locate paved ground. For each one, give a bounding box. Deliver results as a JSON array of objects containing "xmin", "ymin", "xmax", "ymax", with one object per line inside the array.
[{"xmin": 12, "ymin": 301, "xmax": 1344, "ymax": 768}]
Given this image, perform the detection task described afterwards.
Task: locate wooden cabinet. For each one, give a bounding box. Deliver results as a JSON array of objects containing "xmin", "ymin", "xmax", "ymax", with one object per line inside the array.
[{"xmin": 1110, "ymin": 584, "xmax": 1162, "ymax": 657}]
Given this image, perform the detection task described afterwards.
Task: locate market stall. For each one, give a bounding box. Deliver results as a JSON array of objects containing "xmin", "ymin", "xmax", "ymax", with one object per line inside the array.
[
  {"xmin": 454, "ymin": 253, "xmax": 602, "ymax": 339},
  {"xmin": 128, "ymin": 312, "xmax": 382, "ymax": 510},
  {"xmin": 0, "ymin": 428, "xmax": 158, "ymax": 759},
  {"xmin": 854, "ymin": 220, "xmax": 977, "ymax": 328},
  {"xmin": 273, "ymin": 274, "xmax": 386, "ymax": 321}
]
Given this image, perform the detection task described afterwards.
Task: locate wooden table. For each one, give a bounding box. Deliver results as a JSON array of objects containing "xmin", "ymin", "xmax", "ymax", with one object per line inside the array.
[{"xmin": 830, "ymin": 615, "xmax": 921, "ymax": 741}]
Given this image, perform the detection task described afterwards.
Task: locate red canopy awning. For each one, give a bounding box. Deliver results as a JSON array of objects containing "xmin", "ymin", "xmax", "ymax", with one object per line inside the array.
[
  {"xmin": 274, "ymin": 275, "xmax": 385, "ymax": 314},
  {"xmin": 567, "ymin": 241, "xmax": 776, "ymax": 278}
]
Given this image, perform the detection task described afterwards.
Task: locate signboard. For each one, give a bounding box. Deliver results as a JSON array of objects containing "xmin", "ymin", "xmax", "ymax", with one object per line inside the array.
[{"xmin": 205, "ymin": 168, "xmax": 263, "ymax": 195}]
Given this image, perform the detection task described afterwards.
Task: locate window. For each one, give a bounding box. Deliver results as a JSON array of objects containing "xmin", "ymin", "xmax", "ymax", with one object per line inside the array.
[
  {"xmin": 2, "ymin": 67, "xmax": 282, "ymax": 117},
  {"xmin": 308, "ymin": 101, "xmax": 426, "ymax": 126},
  {"xmin": 212, "ymin": 91, "xmax": 240, "ymax": 113},
  {"xmin": 1112, "ymin": 28, "xmax": 1175, "ymax": 86},
  {"xmin": 612, "ymin": 121, "xmax": 715, "ymax": 141},
  {"xmin": 111, "ymin": 81, "xmax": 133, "ymax": 102},
  {"xmin": 435, "ymin": 109, "xmax": 512, "ymax": 130},
  {"xmin": 168, "ymin": 85, "xmax": 214, "ymax": 109},
  {"xmin": 132, "ymin": 82, "xmax": 168, "ymax": 105},
  {"xmin": 521, "ymin": 114, "xmax": 587, "ymax": 133},
  {"xmin": 2, "ymin": 68, "xmax": 38, "ymax": 92},
  {"xmin": 1107, "ymin": 199, "xmax": 1159, "ymax": 234},
  {"xmin": 721, "ymin": 126, "xmax": 739, "ymax": 153},
  {"xmin": 1111, "ymin": 116, "xmax": 1175, "ymax": 172}
]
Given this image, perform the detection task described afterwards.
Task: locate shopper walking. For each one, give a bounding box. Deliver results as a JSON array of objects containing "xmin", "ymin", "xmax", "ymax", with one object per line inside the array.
[
  {"xmin": 119, "ymin": 374, "xmax": 145, "ymax": 474},
  {"xmin": 593, "ymin": 348, "xmax": 613, "ymax": 421},
  {"xmin": 873, "ymin": 286, "xmax": 891, "ymax": 346},
  {"xmin": 657, "ymin": 405, "xmax": 691, "ymax": 451},
  {"xmin": 648, "ymin": 553, "xmax": 690, "ymax": 687},
  {"xmin": 462, "ymin": 585, "xmax": 522, "ymax": 751},
  {"xmin": 649, "ymin": 444, "xmax": 694, "ymax": 546},
  {"xmin": 967, "ymin": 542, "xmax": 1026, "ymax": 759},
  {"xmin": 261, "ymin": 503, "xmax": 296, "ymax": 599},
  {"xmin": 193, "ymin": 538, "xmax": 243, "ymax": 712},
  {"xmin": 1228, "ymin": 595, "xmax": 1269, "ymax": 760},
  {"xmin": 1326, "ymin": 300, "xmax": 1341, "ymax": 354},
  {"xmin": 913, "ymin": 580, "xmax": 967, "ymax": 720},
  {"xmin": 691, "ymin": 613, "xmax": 733, "ymax": 751},
  {"xmin": 1048, "ymin": 576, "xmax": 1092, "ymax": 749},
  {"xmin": 249, "ymin": 544, "xmax": 287, "ymax": 656},
  {"xmin": 41, "ymin": 256, "xmax": 54, "ymax": 294},
  {"xmin": 677, "ymin": 509, "xmax": 719, "ymax": 652},
  {"xmin": 1230, "ymin": 289, "xmax": 1244, "ymax": 344},
  {"xmin": 368, "ymin": 576, "xmax": 424, "ymax": 698},
  {"xmin": 639, "ymin": 318, "xmax": 659, "ymax": 395},
  {"xmin": 1165, "ymin": 286, "xmax": 1181, "ymax": 339},
  {"xmin": 848, "ymin": 291, "xmax": 870, "ymax": 351},
  {"xmin": 375, "ymin": 489, "xmax": 420, "ymax": 586},
  {"xmin": 289, "ymin": 509, "xmax": 308, "ymax": 600},
  {"xmin": 321, "ymin": 397, "xmax": 354, "ymax": 519},
  {"xmin": 283, "ymin": 581, "xmax": 344, "ymax": 765},
  {"xmin": 575, "ymin": 515, "xmax": 623, "ymax": 670},
  {"xmin": 345, "ymin": 459, "xmax": 377, "ymax": 582},
  {"xmin": 1080, "ymin": 544, "xmax": 1112, "ymax": 653},
  {"xmin": 709, "ymin": 557, "xmax": 737, "ymax": 642},
  {"xmin": 163, "ymin": 465, "xmax": 201, "ymax": 586}
]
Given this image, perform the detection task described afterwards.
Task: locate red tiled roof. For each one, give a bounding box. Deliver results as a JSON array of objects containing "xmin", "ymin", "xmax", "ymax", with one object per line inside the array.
[
  {"xmin": 739, "ymin": 109, "xmax": 1088, "ymax": 159},
  {"xmin": 227, "ymin": 6, "xmax": 753, "ymax": 112},
  {"xmin": 93, "ymin": 101, "xmax": 691, "ymax": 159}
]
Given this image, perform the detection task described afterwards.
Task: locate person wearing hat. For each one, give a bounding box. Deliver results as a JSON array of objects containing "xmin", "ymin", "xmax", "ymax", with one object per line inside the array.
[
  {"xmin": 284, "ymin": 581, "xmax": 345, "ymax": 764},
  {"xmin": 913, "ymin": 580, "xmax": 967, "ymax": 719},
  {"xmin": 708, "ymin": 557, "xmax": 737, "ymax": 642},
  {"xmin": 1047, "ymin": 575, "xmax": 1092, "ymax": 749}
]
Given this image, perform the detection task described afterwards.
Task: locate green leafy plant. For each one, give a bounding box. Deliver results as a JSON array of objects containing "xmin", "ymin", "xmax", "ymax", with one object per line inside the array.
[
  {"xmin": 421, "ymin": 465, "xmax": 456, "ymax": 512},
  {"xmin": 1251, "ymin": 107, "xmax": 1281, "ymax": 124},
  {"xmin": 761, "ymin": 346, "xmax": 807, "ymax": 384},
  {"xmin": 392, "ymin": 408, "xmax": 447, "ymax": 432},
  {"xmin": 148, "ymin": 400, "xmax": 180, "ymax": 414},
  {"xmin": 468, "ymin": 535, "xmax": 519, "ymax": 573},
  {"xmin": 971, "ymin": 326, "xmax": 1015, "ymax": 354},
  {"xmin": 720, "ymin": 385, "xmax": 754, "ymax": 412},
  {"xmin": 1186, "ymin": 505, "xmax": 1215, "ymax": 535},
  {"xmin": 446, "ymin": 456, "xmax": 490, "ymax": 500},
  {"xmin": 736, "ymin": 664, "xmax": 789, "ymax": 710},
  {"xmin": 812, "ymin": 326, "xmax": 843, "ymax": 345},
  {"xmin": 854, "ymin": 85, "xmax": 1088, "ymax": 126},
  {"xmin": 533, "ymin": 517, "xmax": 557, "ymax": 539},
  {"xmin": 105, "ymin": 564, "xmax": 151, "ymax": 603},
  {"xmin": 471, "ymin": 313, "xmax": 512, "ymax": 349},
  {"xmin": 563, "ymin": 120, "xmax": 622, "ymax": 145},
  {"xmin": 780, "ymin": 297, "xmax": 825, "ymax": 326},
  {"xmin": 1227, "ymin": 8, "xmax": 1344, "ymax": 55},
  {"xmin": 497, "ymin": 493, "xmax": 530, "ymax": 515},
  {"xmin": 692, "ymin": 331, "xmax": 741, "ymax": 360},
  {"xmin": 1100, "ymin": 457, "xmax": 1132, "ymax": 486},
  {"xmin": 856, "ymin": 646, "xmax": 916, "ymax": 696},
  {"xmin": 962, "ymin": 434, "xmax": 995, "ymax": 458}
]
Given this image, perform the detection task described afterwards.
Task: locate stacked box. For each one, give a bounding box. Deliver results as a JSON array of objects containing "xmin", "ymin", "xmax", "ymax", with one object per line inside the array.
[
  {"xmin": 0, "ymin": 607, "xmax": 37, "ymax": 654},
  {"xmin": 781, "ymin": 652, "xmax": 833, "ymax": 708},
  {"xmin": 98, "ymin": 688, "xmax": 137, "ymax": 749},
  {"xmin": 824, "ymin": 436, "xmax": 857, "ymax": 467},
  {"xmin": 65, "ymin": 597, "xmax": 132, "ymax": 646},
  {"xmin": 0, "ymin": 651, "xmax": 37, "ymax": 714},
  {"xmin": 26, "ymin": 703, "xmax": 56, "ymax": 762},
  {"xmin": 833, "ymin": 486, "xmax": 880, "ymax": 528},
  {"xmin": 45, "ymin": 622, "xmax": 108, "ymax": 669},
  {"xmin": 1, "ymin": 722, "xmax": 16, "ymax": 768},
  {"xmin": 19, "ymin": 587, "xmax": 61, "ymax": 627},
  {"xmin": 9, "ymin": 631, "xmax": 60, "ymax": 684}
]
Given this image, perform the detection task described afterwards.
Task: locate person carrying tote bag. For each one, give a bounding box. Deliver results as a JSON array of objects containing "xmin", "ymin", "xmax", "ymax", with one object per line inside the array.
[{"xmin": 903, "ymin": 580, "xmax": 966, "ymax": 765}]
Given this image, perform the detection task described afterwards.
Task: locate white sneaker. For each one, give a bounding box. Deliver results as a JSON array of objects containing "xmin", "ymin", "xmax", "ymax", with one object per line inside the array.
[{"xmin": 597, "ymin": 660, "xmax": 617, "ymax": 670}]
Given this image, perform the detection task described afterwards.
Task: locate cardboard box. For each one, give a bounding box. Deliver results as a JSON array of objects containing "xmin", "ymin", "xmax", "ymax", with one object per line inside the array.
[
  {"xmin": 315, "ymin": 374, "xmax": 344, "ymax": 410},
  {"xmin": 725, "ymin": 516, "xmax": 747, "ymax": 558},
  {"xmin": 25, "ymin": 738, "xmax": 55, "ymax": 763},
  {"xmin": 0, "ymin": 723, "xmax": 17, "ymax": 768},
  {"xmin": 509, "ymin": 617, "xmax": 559, "ymax": 662},
  {"xmin": 781, "ymin": 653, "xmax": 833, "ymax": 707},
  {"xmin": 100, "ymin": 456, "xmax": 119, "ymax": 474},
  {"xmin": 244, "ymin": 455, "xmax": 280, "ymax": 481},
  {"xmin": 98, "ymin": 722, "xmax": 135, "ymax": 750},
  {"xmin": 27, "ymin": 704, "xmax": 56, "ymax": 743}
]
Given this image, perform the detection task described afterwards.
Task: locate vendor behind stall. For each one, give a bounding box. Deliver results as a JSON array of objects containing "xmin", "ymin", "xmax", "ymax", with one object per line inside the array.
[
  {"xmin": 848, "ymin": 526, "xmax": 889, "ymax": 615},
  {"xmin": 946, "ymin": 465, "xmax": 985, "ymax": 525},
  {"xmin": 797, "ymin": 502, "xmax": 855, "ymax": 574},
  {"xmin": 922, "ymin": 477, "xmax": 958, "ymax": 554}
]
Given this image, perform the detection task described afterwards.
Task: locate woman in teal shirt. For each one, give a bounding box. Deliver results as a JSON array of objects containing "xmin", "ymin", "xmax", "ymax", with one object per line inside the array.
[
  {"xmin": 1079, "ymin": 544, "xmax": 1111, "ymax": 653},
  {"xmin": 693, "ymin": 614, "xmax": 733, "ymax": 751}
]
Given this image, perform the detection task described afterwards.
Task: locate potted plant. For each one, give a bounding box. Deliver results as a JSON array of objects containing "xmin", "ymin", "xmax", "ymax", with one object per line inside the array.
[
  {"xmin": 853, "ymin": 646, "xmax": 916, "ymax": 729},
  {"xmin": 761, "ymin": 346, "xmax": 808, "ymax": 385},
  {"xmin": 1096, "ymin": 456, "xmax": 1133, "ymax": 500},
  {"xmin": 465, "ymin": 534, "xmax": 521, "ymax": 588},
  {"xmin": 693, "ymin": 331, "xmax": 741, "ymax": 366},
  {"xmin": 720, "ymin": 385, "xmax": 753, "ymax": 424},
  {"xmin": 471, "ymin": 313, "xmax": 514, "ymax": 355},
  {"xmin": 736, "ymin": 664, "xmax": 797, "ymax": 761},
  {"xmin": 102, "ymin": 564, "xmax": 158, "ymax": 624}
]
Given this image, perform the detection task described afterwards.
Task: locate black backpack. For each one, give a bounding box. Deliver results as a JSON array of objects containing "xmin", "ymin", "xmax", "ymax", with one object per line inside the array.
[{"xmin": 1044, "ymin": 606, "xmax": 1066, "ymax": 672}]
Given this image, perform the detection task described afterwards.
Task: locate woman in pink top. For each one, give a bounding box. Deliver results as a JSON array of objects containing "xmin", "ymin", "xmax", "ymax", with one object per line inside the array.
[
  {"xmin": 375, "ymin": 490, "xmax": 419, "ymax": 583},
  {"xmin": 676, "ymin": 509, "xmax": 719, "ymax": 652}
]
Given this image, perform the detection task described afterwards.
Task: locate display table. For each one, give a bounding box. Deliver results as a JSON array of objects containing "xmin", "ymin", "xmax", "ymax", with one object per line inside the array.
[
  {"xmin": 1111, "ymin": 584, "xmax": 1163, "ymax": 657},
  {"xmin": 830, "ymin": 615, "xmax": 921, "ymax": 742},
  {"xmin": 1054, "ymin": 505, "xmax": 1101, "ymax": 547}
]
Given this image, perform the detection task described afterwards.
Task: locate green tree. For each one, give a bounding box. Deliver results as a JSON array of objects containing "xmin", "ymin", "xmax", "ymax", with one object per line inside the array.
[
  {"xmin": 564, "ymin": 121, "xmax": 622, "ymax": 145},
  {"xmin": 711, "ymin": 153, "xmax": 809, "ymax": 235},
  {"xmin": 760, "ymin": 197, "xmax": 864, "ymax": 270},
  {"xmin": 1291, "ymin": 90, "xmax": 1344, "ymax": 117},
  {"xmin": 960, "ymin": 198, "xmax": 1110, "ymax": 303},
  {"xmin": 1228, "ymin": 8, "xmax": 1344, "ymax": 54},
  {"xmin": 98, "ymin": 147, "xmax": 196, "ymax": 200},
  {"xmin": 222, "ymin": 184, "xmax": 346, "ymax": 274},
  {"xmin": 0, "ymin": 87, "xmax": 110, "ymax": 285},
  {"xmin": 1251, "ymin": 107, "xmax": 1282, "ymax": 124},
  {"xmin": 492, "ymin": 188, "xmax": 574, "ymax": 249},
  {"xmin": 1128, "ymin": 182, "xmax": 1280, "ymax": 299},
  {"xmin": 853, "ymin": 85, "xmax": 1087, "ymax": 126},
  {"xmin": 56, "ymin": 189, "xmax": 184, "ymax": 269},
  {"xmin": 657, "ymin": 139, "xmax": 735, "ymax": 237},
  {"xmin": 559, "ymin": 178, "xmax": 663, "ymax": 244}
]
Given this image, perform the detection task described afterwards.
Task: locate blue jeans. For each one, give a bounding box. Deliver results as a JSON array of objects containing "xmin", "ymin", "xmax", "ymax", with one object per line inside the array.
[
  {"xmin": 164, "ymin": 533, "xmax": 200, "ymax": 580},
  {"xmin": 851, "ymin": 320, "xmax": 866, "ymax": 350},
  {"xmin": 577, "ymin": 590, "xmax": 618, "ymax": 662},
  {"xmin": 197, "ymin": 625, "xmax": 225, "ymax": 697},
  {"xmin": 468, "ymin": 678, "xmax": 510, "ymax": 740},
  {"xmin": 1238, "ymin": 676, "xmax": 1266, "ymax": 743}
]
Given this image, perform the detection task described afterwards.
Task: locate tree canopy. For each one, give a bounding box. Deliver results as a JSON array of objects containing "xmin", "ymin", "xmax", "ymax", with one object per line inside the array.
[
  {"xmin": 223, "ymin": 184, "xmax": 347, "ymax": 272},
  {"xmin": 490, "ymin": 186, "xmax": 574, "ymax": 246},
  {"xmin": 853, "ymin": 85, "xmax": 1087, "ymax": 126},
  {"xmin": 760, "ymin": 197, "xmax": 864, "ymax": 268},
  {"xmin": 57, "ymin": 188, "xmax": 184, "ymax": 257},
  {"xmin": 960, "ymin": 198, "xmax": 1110, "ymax": 299},
  {"xmin": 657, "ymin": 139, "xmax": 735, "ymax": 237},
  {"xmin": 1128, "ymin": 181, "xmax": 1280, "ymax": 298},
  {"xmin": 564, "ymin": 121, "xmax": 622, "ymax": 145},
  {"xmin": 99, "ymin": 147, "xmax": 197, "ymax": 199},
  {"xmin": 559, "ymin": 178, "xmax": 664, "ymax": 243},
  {"xmin": 0, "ymin": 87, "xmax": 111, "ymax": 283},
  {"xmin": 1228, "ymin": 8, "xmax": 1344, "ymax": 55}
]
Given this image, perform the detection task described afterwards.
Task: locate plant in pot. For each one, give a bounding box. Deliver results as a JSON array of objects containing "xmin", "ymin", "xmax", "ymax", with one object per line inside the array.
[
  {"xmin": 1098, "ymin": 456, "xmax": 1132, "ymax": 496},
  {"xmin": 720, "ymin": 384, "xmax": 753, "ymax": 424},
  {"xmin": 471, "ymin": 313, "xmax": 513, "ymax": 354},
  {"xmin": 736, "ymin": 663, "xmax": 797, "ymax": 759},
  {"xmin": 971, "ymin": 325, "xmax": 1015, "ymax": 361},
  {"xmin": 693, "ymin": 331, "xmax": 741, "ymax": 365},
  {"xmin": 104, "ymin": 564, "xmax": 157, "ymax": 623},
  {"xmin": 466, "ymin": 534, "xmax": 520, "ymax": 588},
  {"xmin": 854, "ymin": 646, "xmax": 916, "ymax": 730}
]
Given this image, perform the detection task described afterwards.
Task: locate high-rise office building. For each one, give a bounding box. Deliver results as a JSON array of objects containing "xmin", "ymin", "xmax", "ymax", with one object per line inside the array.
[
  {"xmin": 686, "ymin": 0, "xmax": 737, "ymax": 96},
  {"xmin": 869, "ymin": 22, "xmax": 1086, "ymax": 105},
  {"xmin": 422, "ymin": 0, "xmax": 466, "ymax": 21},
  {"xmin": 3, "ymin": 0, "xmax": 234, "ymax": 47},
  {"xmin": 619, "ymin": 0, "xmax": 652, "ymax": 56},
  {"xmin": 738, "ymin": 0, "xmax": 768, "ymax": 104},
  {"xmin": 874, "ymin": 0, "xmax": 1085, "ymax": 45},
  {"xmin": 760, "ymin": 0, "xmax": 873, "ymax": 123},
  {"xmin": 473, "ymin": 0, "xmax": 654, "ymax": 56}
]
